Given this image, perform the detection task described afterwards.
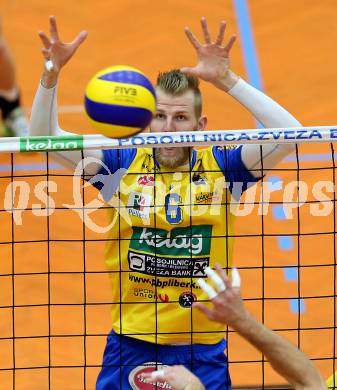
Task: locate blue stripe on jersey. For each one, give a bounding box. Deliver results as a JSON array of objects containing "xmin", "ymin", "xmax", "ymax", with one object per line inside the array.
[
  {"xmin": 98, "ymin": 70, "xmax": 156, "ymax": 96},
  {"xmin": 212, "ymin": 145, "xmax": 260, "ymax": 198},
  {"xmin": 91, "ymin": 148, "xmax": 136, "ymax": 194},
  {"xmin": 85, "ymin": 98, "xmax": 153, "ymax": 128}
]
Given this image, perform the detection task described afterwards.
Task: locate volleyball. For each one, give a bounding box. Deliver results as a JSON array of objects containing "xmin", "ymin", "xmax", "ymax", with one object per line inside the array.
[{"xmin": 84, "ymin": 65, "xmax": 156, "ymax": 138}]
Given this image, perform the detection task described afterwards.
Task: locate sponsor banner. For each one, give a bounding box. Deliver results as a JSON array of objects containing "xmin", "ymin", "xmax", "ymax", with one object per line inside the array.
[
  {"xmin": 128, "ymin": 251, "xmax": 209, "ymax": 278},
  {"xmin": 4, "ymin": 127, "xmax": 337, "ymax": 154},
  {"xmin": 20, "ymin": 136, "xmax": 83, "ymax": 152},
  {"xmin": 128, "ymin": 362, "xmax": 172, "ymax": 390},
  {"xmin": 129, "ymin": 225, "xmax": 212, "ymax": 257},
  {"xmin": 115, "ymin": 127, "xmax": 337, "ymax": 148}
]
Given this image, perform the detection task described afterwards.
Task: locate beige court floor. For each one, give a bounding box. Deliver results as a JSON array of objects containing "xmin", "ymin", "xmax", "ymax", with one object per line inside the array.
[{"xmin": 1, "ymin": 0, "xmax": 337, "ymax": 389}]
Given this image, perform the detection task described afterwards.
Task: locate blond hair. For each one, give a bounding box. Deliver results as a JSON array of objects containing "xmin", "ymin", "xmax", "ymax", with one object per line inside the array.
[{"xmin": 156, "ymin": 69, "xmax": 202, "ymax": 118}]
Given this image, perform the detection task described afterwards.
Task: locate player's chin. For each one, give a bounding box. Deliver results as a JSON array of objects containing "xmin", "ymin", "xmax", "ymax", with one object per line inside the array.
[{"xmin": 157, "ymin": 148, "xmax": 189, "ymax": 168}]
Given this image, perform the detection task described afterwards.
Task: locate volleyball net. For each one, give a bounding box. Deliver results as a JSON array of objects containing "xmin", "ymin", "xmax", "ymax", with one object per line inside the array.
[{"xmin": 0, "ymin": 127, "xmax": 336, "ymax": 389}]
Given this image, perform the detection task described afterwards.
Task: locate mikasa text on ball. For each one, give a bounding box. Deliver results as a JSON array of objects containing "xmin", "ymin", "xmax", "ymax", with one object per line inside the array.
[{"xmin": 84, "ymin": 65, "xmax": 156, "ymax": 138}]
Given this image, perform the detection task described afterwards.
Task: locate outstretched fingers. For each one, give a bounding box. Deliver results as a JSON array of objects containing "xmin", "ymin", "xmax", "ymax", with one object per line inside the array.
[
  {"xmin": 215, "ymin": 20, "xmax": 226, "ymax": 46},
  {"xmin": 213, "ymin": 263, "xmax": 241, "ymax": 289},
  {"xmin": 184, "ymin": 26, "xmax": 201, "ymax": 49},
  {"xmin": 214, "ymin": 263, "xmax": 232, "ymax": 289},
  {"xmin": 49, "ymin": 15, "xmax": 59, "ymax": 42},
  {"xmin": 71, "ymin": 30, "xmax": 88, "ymax": 50},
  {"xmin": 231, "ymin": 267, "xmax": 241, "ymax": 288},
  {"xmin": 224, "ymin": 34, "xmax": 237, "ymax": 53},
  {"xmin": 197, "ymin": 278, "xmax": 217, "ymax": 299},
  {"xmin": 38, "ymin": 31, "xmax": 51, "ymax": 49},
  {"xmin": 205, "ymin": 266, "xmax": 226, "ymax": 292},
  {"xmin": 200, "ymin": 17, "xmax": 211, "ymax": 44}
]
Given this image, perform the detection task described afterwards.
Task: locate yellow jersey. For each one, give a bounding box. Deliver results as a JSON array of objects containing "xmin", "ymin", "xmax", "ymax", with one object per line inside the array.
[
  {"xmin": 93, "ymin": 145, "xmax": 257, "ymax": 344},
  {"xmin": 327, "ymin": 372, "xmax": 337, "ymax": 388}
]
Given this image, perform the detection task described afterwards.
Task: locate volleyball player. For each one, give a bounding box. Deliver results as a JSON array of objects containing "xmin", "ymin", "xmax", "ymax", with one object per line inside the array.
[
  {"xmin": 0, "ymin": 17, "xmax": 28, "ymax": 136},
  {"xmin": 142, "ymin": 265, "xmax": 327, "ymax": 390},
  {"xmin": 29, "ymin": 16, "xmax": 301, "ymax": 389}
]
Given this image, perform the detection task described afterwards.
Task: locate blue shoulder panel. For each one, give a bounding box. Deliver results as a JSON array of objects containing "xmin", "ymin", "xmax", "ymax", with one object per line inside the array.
[
  {"xmin": 212, "ymin": 145, "xmax": 261, "ymax": 199},
  {"xmin": 101, "ymin": 148, "xmax": 137, "ymax": 173},
  {"xmin": 90, "ymin": 148, "xmax": 136, "ymax": 200}
]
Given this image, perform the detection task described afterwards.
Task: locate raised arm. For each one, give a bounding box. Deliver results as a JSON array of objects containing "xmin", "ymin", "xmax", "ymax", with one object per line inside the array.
[
  {"xmin": 181, "ymin": 17, "xmax": 299, "ymax": 178},
  {"xmin": 194, "ymin": 265, "xmax": 327, "ymax": 390},
  {"xmin": 29, "ymin": 16, "xmax": 103, "ymax": 176}
]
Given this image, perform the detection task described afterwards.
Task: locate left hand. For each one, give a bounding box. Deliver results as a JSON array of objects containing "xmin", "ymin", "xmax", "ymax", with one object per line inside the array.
[
  {"xmin": 181, "ymin": 17, "xmax": 238, "ymax": 91},
  {"xmin": 142, "ymin": 365, "xmax": 205, "ymax": 390}
]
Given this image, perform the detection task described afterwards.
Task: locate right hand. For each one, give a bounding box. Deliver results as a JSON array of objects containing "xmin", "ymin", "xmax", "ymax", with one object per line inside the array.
[
  {"xmin": 181, "ymin": 17, "xmax": 238, "ymax": 91},
  {"xmin": 142, "ymin": 366, "xmax": 205, "ymax": 390},
  {"xmin": 193, "ymin": 264, "xmax": 247, "ymax": 329},
  {"xmin": 38, "ymin": 16, "xmax": 88, "ymax": 74}
]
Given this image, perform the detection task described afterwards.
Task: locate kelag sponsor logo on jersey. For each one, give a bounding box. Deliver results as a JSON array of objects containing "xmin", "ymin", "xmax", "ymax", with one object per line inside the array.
[
  {"xmin": 128, "ymin": 225, "xmax": 212, "ymax": 277},
  {"xmin": 130, "ymin": 225, "xmax": 212, "ymax": 256}
]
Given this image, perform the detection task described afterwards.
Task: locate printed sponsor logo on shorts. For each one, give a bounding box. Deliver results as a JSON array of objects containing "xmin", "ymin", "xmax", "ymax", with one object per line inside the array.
[
  {"xmin": 128, "ymin": 362, "xmax": 172, "ymax": 389},
  {"xmin": 20, "ymin": 136, "xmax": 83, "ymax": 152}
]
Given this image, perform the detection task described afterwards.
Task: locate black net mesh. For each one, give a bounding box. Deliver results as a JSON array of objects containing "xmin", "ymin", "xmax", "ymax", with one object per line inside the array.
[{"xmin": 0, "ymin": 142, "xmax": 336, "ymax": 389}]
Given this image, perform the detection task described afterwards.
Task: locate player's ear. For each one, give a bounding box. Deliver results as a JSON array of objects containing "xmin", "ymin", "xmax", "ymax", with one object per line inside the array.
[{"xmin": 198, "ymin": 116, "xmax": 207, "ymax": 131}]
